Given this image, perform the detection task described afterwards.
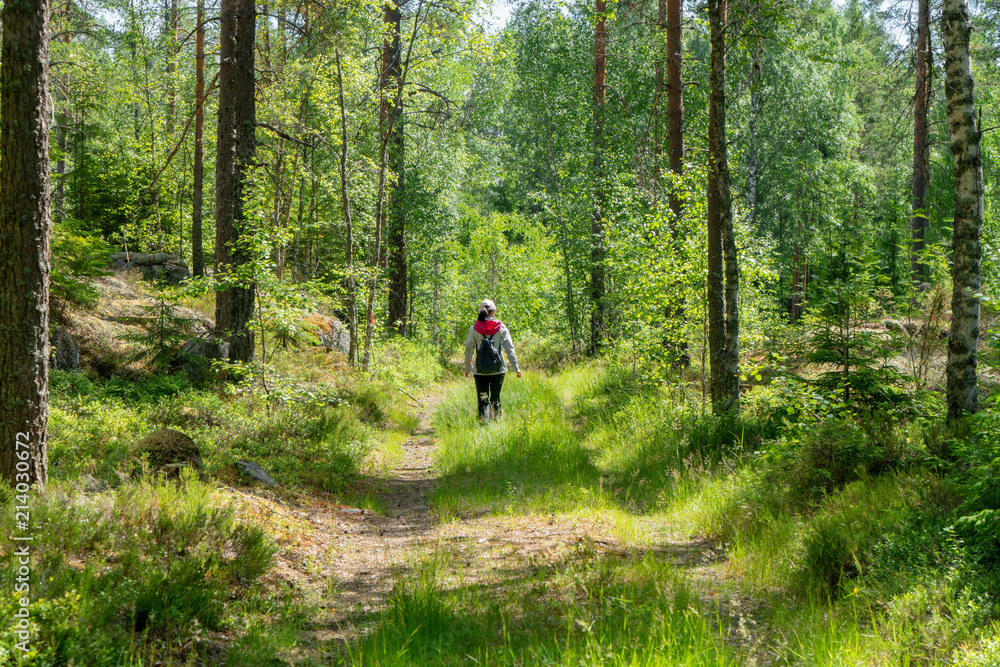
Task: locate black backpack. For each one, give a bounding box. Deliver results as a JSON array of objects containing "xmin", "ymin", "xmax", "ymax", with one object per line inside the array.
[{"xmin": 476, "ymin": 334, "xmax": 503, "ymax": 374}]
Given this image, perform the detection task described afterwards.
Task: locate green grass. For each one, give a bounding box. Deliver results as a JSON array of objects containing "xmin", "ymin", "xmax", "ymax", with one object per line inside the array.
[
  {"xmin": 47, "ymin": 368, "xmax": 420, "ymax": 492},
  {"xmin": 0, "ymin": 472, "xmax": 296, "ymax": 666},
  {"xmin": 419, "ymin": 363, "xmax": 1000, "ymax": 667},
  {"xmin": 342, "ymin": 552, "xmax": 734, "ymax": 666},
  {"xmin": 431, "ymin": 373, "xmax": 609, "ymax": 516}
]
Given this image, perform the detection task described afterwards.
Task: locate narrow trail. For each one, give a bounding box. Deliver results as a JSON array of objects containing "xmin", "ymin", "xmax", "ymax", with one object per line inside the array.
[{"xmin": 282, "ymin": 381, "xmax": 757, "ymax": 659}]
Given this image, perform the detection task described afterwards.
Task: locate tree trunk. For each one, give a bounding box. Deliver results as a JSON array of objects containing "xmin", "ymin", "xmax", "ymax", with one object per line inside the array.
[
  {"xmin": 383, "ymin": 0, "xmax": 407, "ymax": 335},
  {"xmin": 666, "ymin": 0, "xmax": 683, "ymax": 219},
  {"xmin": 164, "ymin": 0, "xmax": 178, "ymax": 137},
  {"xmin": 589, "ymin": 0, "xmax": 607, "ymax": 355},
  {"xmin": 666, "ymin": 0, "xmax": 689, "ymax": 365},
  {"xmin": 707, "ymin": 0, "xmax": 739, "ymax": 414},
  {"xmin": 191, "ymin": 0, "xmax": 206, "ymax": 277},
  {"xmin": 942, "ymin": 0, "xmax": 983, "ymax": 423},
  {"xmin": 336, "ymin": 48, "xmax": 358, "ymax": 367},
  {"xmin": 911, "ymin": 0, "xmax": 931, "ymax": 284},
  {"xmin": 0, "ymin": 0, "xmax": 51, "ymax": 487},
  {"xmin": 214, "ymin": 0, "xmax": 257, "ymax": 363}
]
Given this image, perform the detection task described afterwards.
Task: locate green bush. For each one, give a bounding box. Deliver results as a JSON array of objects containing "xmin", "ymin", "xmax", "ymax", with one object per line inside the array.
[
  {"xmin": 370, "ymin": 338, "xmax": 444, "ymax": 391},
  {"xmin": 50, "ymin": 219, "xmax": 114, "ymax": 309},
  {"xmin": 0, "ymin": 475, "xmax": 277, "ymax": 665},
  {"xmin": 803, "ymin": 473, "xmax": 925, "ymax": 590},
  {"xmin": 951, "ymin": 405, "xmax": 1000, "ymax": 573}
]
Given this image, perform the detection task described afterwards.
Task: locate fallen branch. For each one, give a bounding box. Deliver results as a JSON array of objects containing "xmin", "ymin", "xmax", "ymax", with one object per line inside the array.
[{"xmin": 396, "ymin": 388, "xmax": 424, "ymax": 407}]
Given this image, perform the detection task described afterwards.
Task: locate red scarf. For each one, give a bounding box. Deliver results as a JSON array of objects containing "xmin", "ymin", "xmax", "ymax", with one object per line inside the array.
[{"xmin": 474, "ymin": 319, "xmax": 502, "ymax": 335}]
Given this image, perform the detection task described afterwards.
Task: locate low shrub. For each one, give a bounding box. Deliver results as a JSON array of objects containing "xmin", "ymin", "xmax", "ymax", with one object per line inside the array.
[
  {"xmin": 803, "ymin": 472, "xmax": 926, "ymax": 590},
  {"xmin": 0, "ymin": 474, "xmax": 277, "ymax": 665}
]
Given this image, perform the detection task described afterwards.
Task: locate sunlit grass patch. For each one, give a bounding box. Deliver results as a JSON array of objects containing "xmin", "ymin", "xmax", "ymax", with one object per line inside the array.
[
  {"xmin": 0, "ymin": 472, "xmax": 291, "ymax": 665},
  {"xmin": 432, "ymin": 374, "xmax": 611, "ymax": 516},
  {"xmin": 343, "ymin": 551, "xmax": 735, "ymax": 666}
]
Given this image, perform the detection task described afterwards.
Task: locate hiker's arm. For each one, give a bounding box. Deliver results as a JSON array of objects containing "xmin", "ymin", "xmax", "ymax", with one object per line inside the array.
[
  {"xmin": 502, "ymin": 330, "xmax": 520, "ymax": 375},
  {"xmin": 463, "ymin": 329, "xmax": 476, "ymax": 376}
]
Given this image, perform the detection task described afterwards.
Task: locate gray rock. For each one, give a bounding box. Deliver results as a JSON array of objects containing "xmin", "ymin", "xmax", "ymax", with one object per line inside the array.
[
  {"xmin": 51, "ymin": 327, "xmax": 80, "ymax": 371},
  {"xmin": 235, "ymin": 460, "xmax": 277, "ymax": 486},
  {"xmin": 884, "ymin": 319, "xmax": 914, "ymax": 336},
  {"xmin": 303, "ymin": 314, "xmax": 350, "ymax": 354},
  {"xmin": 109, "ymin": 252, "xmax": 191, "ymax": 285},
  {"xmin": 183, "ymin": 337, "xmax": 229, "ymax": 361},
  {"xmin": 134, "ymin": 428, "xmax": 203, "ymax": 478},
  {"xmin": 178, "ymin": 337, "xmax": 228, "ymax": 383}
]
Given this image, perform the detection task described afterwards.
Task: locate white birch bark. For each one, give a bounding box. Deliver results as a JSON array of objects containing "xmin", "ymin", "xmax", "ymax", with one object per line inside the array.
[{"xmin": 942, "ymin": 0, "xmax": 983, "ymax": 423}]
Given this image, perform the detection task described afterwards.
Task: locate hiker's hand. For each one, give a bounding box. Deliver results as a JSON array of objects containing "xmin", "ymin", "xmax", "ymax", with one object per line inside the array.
[{"xmin": 516, "ymin": 371, "xmax": 522, "ymax": 378}]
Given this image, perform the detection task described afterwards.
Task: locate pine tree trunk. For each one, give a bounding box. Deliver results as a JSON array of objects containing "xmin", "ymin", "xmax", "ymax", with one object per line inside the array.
[
  {"xmin": 707, "ymin": 0, "xmax": 739, "ymax": 414},
  {"xmin": 589, "ymin": 0, "xmax": 607, "ymax": 355},
  {"xmin": 214, "ymin": 0, "xmax": 257, "ymax": 363},
  {"xmin": 911, "ymin": 0, "xmax": 931, "ymax": 283},
  {"xmin": 666, "ymin": 0, "xmax": 683, "ymax": 219},
  {"xmin": 383, "ymin": 0, "xmax": 407, "ymax": 336},
  {"xmin": 942, "ymin": 0, "xmax": 983, "ymax": 423},
  {"xmin": 0, "ymin": 0, "xmax": 51, "ymax": 487},
  {"xmin": 191, "ymin": 0, "xmax": 206, "ymax": 277}
]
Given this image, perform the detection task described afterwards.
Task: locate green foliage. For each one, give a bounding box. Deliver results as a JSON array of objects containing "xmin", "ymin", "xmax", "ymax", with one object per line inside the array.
[
  {"xmin": 801, "ymin": 252, "xmax": 910, "ymax": 411},
  {"xmin": 765, "ymin": 410, "xmax": 923, "ymax": 503},
  {"xmin": 0, "ymin": 475, "xmax": 278, "ymax": 665},
  {"xmin": 950, "ymin": 404, "xmax": 1000, "ymax": 572},
  {"xmin": 50, "ymin": 219, "xmax": 114, "ymax": 308},
  {"xmin": 347, "ymin": 555, "xmax": 733, "ymax": 666},
  {"xmin": 803, "ymin": 474, "xmax": 925, "ymax": 590},
  {"xmin": 122, "ymin": 284, "xmax": 199, "ymax": 368},
  {"xmin": 368, "ymin": 337, "xmax": 446, "ymax": 391}
]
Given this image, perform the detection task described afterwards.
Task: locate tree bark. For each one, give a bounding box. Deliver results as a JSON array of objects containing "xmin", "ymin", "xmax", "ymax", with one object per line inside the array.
[
  {"xmin": 707, "ymin": 0, "xmax": 739, "ymax": 413},
  {"xmin": 191, "ymin": 0, "xmax": 206, "ymax": 277},
  {"xmin": 336, "ymin": 48, "xmax": 358, "ymax": 367},
  {"xmin": 214, "ymin": 0, "xmax": 257, "ymax": 363},
  {"xmin": 942, "ymin": 0, "xmax": 983, "ymax": 423},
  {"xmin": 383, "ymin": 0, "xmax": 407, "ymax": 335},
  {"xmin": 589, "ymin": 0, "xmax": 607, "ymax": 355},
  {"xmin": 911, "ymin": 0, "xmax": 931, "ymax": 283},
  {"xmin": 0, "ymin": 0, "xmax": 51, "ymax": 487},
  {"xmin": 666, "ymin": 0, "xmax": 683, "ymax": 219}
]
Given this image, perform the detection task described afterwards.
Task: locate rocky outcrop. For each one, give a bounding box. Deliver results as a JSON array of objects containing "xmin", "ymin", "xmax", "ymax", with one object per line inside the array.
[
  {"xmin": 51, "ymin": 327, "xmax": 80, "ymax": 371},
  {"xmin": 177, "ymin": 337, "xmax": 229, "ymax": 384},
  {"xmin": 109, "ymin": 252, "xmax": 191, "ymax": 285},
  {"xmin": 235, "ymin": 460, "xmax": 277, "ymax": 486},
  {"xmin": 302, "ymin": 313, "xmax": 350, "ymax": 354},
  {"xmin": 134, "ymin": 428, "xmax": 203, "ymax": 478}
]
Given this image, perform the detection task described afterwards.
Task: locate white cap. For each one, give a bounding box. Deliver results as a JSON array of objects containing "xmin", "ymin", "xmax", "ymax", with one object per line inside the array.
[{"xmin": 479, "ymin": 299, "xmax": 496, "ymax": 311}]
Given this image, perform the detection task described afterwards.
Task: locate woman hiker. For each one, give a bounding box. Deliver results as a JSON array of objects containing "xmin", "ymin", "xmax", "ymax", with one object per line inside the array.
[{"xmin": 464, "ymin": 299, "xmax": 521, "ymax": 421}]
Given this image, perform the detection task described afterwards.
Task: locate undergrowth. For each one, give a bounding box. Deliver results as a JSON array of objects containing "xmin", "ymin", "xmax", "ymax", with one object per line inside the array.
[
  {"xmin": 426, "ymin": 361, "xmax": 1000, "ymax": 666},
  {"xmin": 343, "ymin": 550, "xmax": 733, "ymax": 666}
]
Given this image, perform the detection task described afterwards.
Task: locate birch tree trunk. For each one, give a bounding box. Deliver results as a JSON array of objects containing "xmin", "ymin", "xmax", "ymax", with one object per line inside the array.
[
  {"xmin": 0, "ymin": 0, "xmax": 51, "ymax": 487},
  {"xmin": 707, "ymin": 0, "xmax": 739, "ymax": 414},
  {"xmin": 942, "ymin": 0, "xmax": 983, "ymax": 423}
]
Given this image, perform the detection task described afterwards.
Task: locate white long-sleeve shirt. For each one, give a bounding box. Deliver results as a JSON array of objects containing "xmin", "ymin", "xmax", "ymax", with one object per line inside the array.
[{"xmin": 464, "ymin": 321, "xmax": 520, "ymax": 375}]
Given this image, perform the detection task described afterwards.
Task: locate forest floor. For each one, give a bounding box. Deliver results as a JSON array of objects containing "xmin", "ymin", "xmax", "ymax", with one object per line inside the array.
[{"xmin": 244, "ymin": 381, "xmax": 765, "ymax": 664}]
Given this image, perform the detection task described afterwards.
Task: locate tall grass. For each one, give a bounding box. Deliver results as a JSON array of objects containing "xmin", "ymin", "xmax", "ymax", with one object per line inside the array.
[
  {"xmin": 432, "ymin": 374, "xmax": 608, "ymax": 516},
  {"xmin": 426, "ymin": 363, "xmax": 1000, "ymax": 666},
  {"xmin": 0, "ymin": 472, "xmax": 293, "ymax": 665},
  {"xmin": 344, "ymin": 553, "xmax": 734, "ymax": 666}
]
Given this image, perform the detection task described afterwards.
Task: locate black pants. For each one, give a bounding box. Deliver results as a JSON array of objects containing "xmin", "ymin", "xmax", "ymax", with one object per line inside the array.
[{"xmin": 474, "ymin": 373, "xmax": 505, "ymax": 418}]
